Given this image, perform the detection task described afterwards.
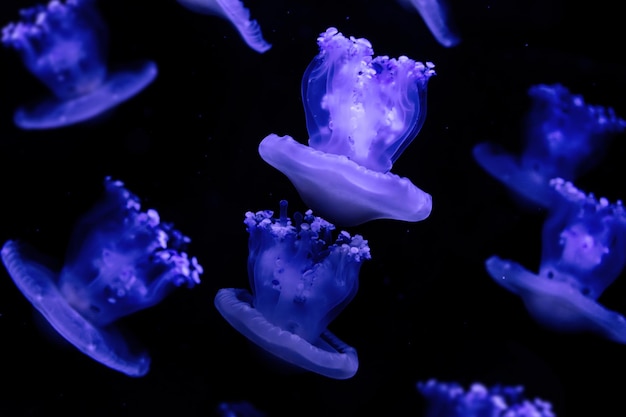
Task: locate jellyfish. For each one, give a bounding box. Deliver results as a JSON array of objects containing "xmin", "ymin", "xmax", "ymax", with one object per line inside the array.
[
  {"xmin": 485, "ymin": 178, "xmax": 626, "ymax": 342},
  {"xmin": 1, "ymin": 177, "xmax": 203, "ymax": 377},
  {"xmin": 473, "ymin": 84, "xmax": 626, "ymax": 208},
  {"xmin": 259, "ymin": 27, "xmax": 435, "ymax": 226},
  {"xmin": 217, "ymin": 401, "xmax": 266, "ymax": 417},
  {"xmin": 397, "ymin": 0, "xmax": 461, "ymax": 47},
  {"xmin": 2, "ymin": 0, "xmax": 158, "ymax": 130},
  {"xmin": 176, "ymin": 0, "xmax": 271, "ymax": 53},
  {"xmin": 214, "ymin": 200, "xmax": 371, "ymax": 379},
  {"xmin": 417, "ymin": 379, "xmax": 555, "ymax": 417}
]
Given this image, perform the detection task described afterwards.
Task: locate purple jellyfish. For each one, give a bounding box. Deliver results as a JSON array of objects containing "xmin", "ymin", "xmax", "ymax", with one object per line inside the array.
[
  {"xmin": 259, "ymin": 27, "xmax": 435, "ymax": 227},
  {"xmin": 1, "ymin": 178, "xmax": 202, "ymax": 376},
  {"xmin": 473, "ymin": 84, "xmax": 626, "ymax": 208},
  {"xmin": 176, "ymin": 0, "xmax": 271, "ymax": 53},
  {"xmin": 417, "ymin": 379, "xmax": 555, "ymax": 417},
  {"xmin": 214, "ymin": 200, "xmax": 370, "ymax": 379},
  {"xmin": 486, "ymin": 178, "xmax": 626, "ymax": 342},
  {"xmin": 397, "ymin": 0, "xmax": 461, "ymax": 47},
  {"xmin": 2, "ymin": 0, "xmax": 158, "ymax": 130}
]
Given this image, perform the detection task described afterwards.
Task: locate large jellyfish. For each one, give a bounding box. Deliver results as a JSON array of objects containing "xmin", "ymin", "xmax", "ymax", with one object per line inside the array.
[
  {"xmin": 485, "ymin": 178, "xmax": 626, "ymax": 343},
  {"xmin": 473, "ymin": 84, "xmax": 626, "ymax": 208},
  {"xmin": 214, "ymin": 200, "xmax": 370, "ymax": 379},
  {"xmin": 2, "ymin": 0, "xmax": 158, "ymax": 130},
  {"xmin": 1, "ymin": 178, "xmax": 202, "ymax": 377},
  {"xmin": 397, "ymin": 0, "xmax": 461, "ymax": 47},
  {"xmin": 259, "ymin": 27, "xmax": 435, "ymax": 226},
  {"xmin": 176, "ymin": 0, "xmax": 271, "ymax": 53},
  {"xmin": 417, "ymin": 379, "xmax": 555, "ymax": 417}
]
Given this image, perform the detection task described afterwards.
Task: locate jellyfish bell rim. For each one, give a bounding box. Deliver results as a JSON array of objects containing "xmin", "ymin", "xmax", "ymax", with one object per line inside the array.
[
  {"xmin": 485, "ymin": 255, "xmax": 626, "ymax": 344},
  {"xmin": 14, "ymin": 60, "xmax": 158, "ymax": 130},
  {"xmin": 214, "ymin": 287, "xmax": 359, "ymax": 380},
  {"xmin": 1, "ymin": 240, "xmax": 151, "ymax": 377},
  {"xmin": 258, "ymin": 133, "xmax": 432, "ymax": 227}
]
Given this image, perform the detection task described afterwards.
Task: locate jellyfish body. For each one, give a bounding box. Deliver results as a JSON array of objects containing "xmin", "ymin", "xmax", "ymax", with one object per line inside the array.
[
  {"xmin": 214, "ymin": 200, "xmax": 370, "ymax": 379},
  {"xmin": 485, "ymin": 178, "xmax": 626, "ymax": 342},
  {"xmin": 217, "ymin": 401, "xmax": 266, "ymax": 417},
  {"xmin": 176, "ymin": 0, "xmax": 271, "ymax": 53},
  {"xmin": 1, "ymin": 178, "xmax": 203, "ymax": 376},
  {"xmin": 397, "ymin": 0, "xmax": 461, "ymax": 47},
  {"xmin": 417, "ymin": 379, "xmax": 555, "ymax": 417},
  {"xmin": 473, "ymin": 84, "xmax": 626, "ymax": 208},
  {"xmin": 2, "ymin": 0, "xmax": 158, "ymax": 130},
  {"xmin": 259, "ymin": 27, "xmax": 435, "ymax": 226}
]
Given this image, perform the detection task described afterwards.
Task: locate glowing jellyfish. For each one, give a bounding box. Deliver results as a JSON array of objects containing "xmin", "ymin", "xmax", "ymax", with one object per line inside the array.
[
  {"xmin": 474, "ymin": 84, "xmax": 626, "ymax": 208},
  {"xmin": 486, "ymin": 178, "xmax": 626, "ymax": 342},
  {"xmin": 2, "ymin": 0, "xmax": 158, "ymax": 130},
  {"xmin": 217, "ymin": 401, "xmax": 266, "ymax": 417},
  {"xmin": 259, "ymin": 27, "xmax": 435, "ymax": 226},
  {"xmin": 397, "ymin": 0, "xmax": 461, "ymax": 47},
  {"xmin": 176, "ymin": 0, "xmax": 271, "ymax": 53},
  {"xmin": 214, "ymin": 200, "xmax": 370, "ymax": 379},
  {"xmin": 417, "ymin": 379, "xmax": 555, "ymax": 417},
  {"xmin": 1, "ymin": 178, "xmax": 202, "ymax": 376}
]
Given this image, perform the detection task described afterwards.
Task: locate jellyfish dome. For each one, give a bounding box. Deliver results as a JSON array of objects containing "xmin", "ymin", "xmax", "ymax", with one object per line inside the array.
[
  {"xmin": 485, "ymin": 178, "xmax": 626, "ymax": 342},
  {"xmin": 215, "ymin": 200, "xmax": 371, "ymax": 379},
  {"xmin": 259, "ymin": 27, "xmax": 435, "ymax": 226},
  {"xmin": 1, "ymin": 178, "xmax": 203, "ymax": 376},
  {"xmin": 2, "ymin": 0, "xmax": 158, "ymax": 130}
]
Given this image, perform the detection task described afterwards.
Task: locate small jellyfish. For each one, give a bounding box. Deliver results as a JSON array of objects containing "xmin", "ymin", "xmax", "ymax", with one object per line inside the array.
[
  {"xmin": 217, "ymin": 401, "xmax": 266, "ymax": 417},
  {"xmin": 473, "ymin": 84, "xmax": 626, "ymax": 208},
  {"xmin": 259, "ymin": 27, "xmax": 435, "ymax": 226},
  {"xmin": 417, "ymin": 379, "xmax": 555, "ymax": 417},
  {"xmin": 214, "ymin": 200, "xmax": 371, "ymax": 379},
  {"xmin": 485, "ymin": 178, "xmax": 626, "ymax": 343},
  {"xmin": 397, "ymin": 0, "xmax": 461, "ymax": 47},
  {"xmin": 1, "ymin": 177, "xmax": 203, "ymax": 376},
  {"xmin": 2, "ymin": 0, "xmax": 158, "ymax": 130},
  {"xmin": 176, "ymin": 0, "xmax": 271, "ymax": 53}
]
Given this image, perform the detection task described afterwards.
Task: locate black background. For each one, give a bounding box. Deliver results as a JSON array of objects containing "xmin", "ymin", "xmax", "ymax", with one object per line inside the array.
[{"xmin": 1, "ymin": 0, "xmax": 625, "ymax": 416}]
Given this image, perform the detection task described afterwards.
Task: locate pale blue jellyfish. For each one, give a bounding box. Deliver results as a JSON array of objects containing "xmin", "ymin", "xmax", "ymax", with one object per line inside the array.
[
  {"xmin": 214, "ymin": 200, "xmax": 370, "ymax": 379},
  {"xmin": 1, "ymin": 178, "xmax": 203, "ymax": 376},
  {"xmin": 486, "ymin": 178, "xmax": 626, "ymax": 342},
  {"xmin": 397, "ymin": 0, "xmax": 461, "ymax": 47},
  {"xmin": 2, "ymin": 0, "xmax": 158, "ymax": 130},
  {"xmin": 473, "ymin": 84, "xmax": 626, "ymax": 208},
  {"xmin": 259, "ymin": 27, "xmax": 435, "ymax": 226},
  {"xmin": 176, "ymin": 0, "xmax": 271, "ymax": 53},
  {"xmin": 417, "ymin": 379, "xmax": 555, "ymax": 417}
]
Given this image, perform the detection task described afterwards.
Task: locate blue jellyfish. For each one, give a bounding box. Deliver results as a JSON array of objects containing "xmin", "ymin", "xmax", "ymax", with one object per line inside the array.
[
  {"xmin": 397, "ymin": 0, "xmax": 461, "ymax": 47},
  {"xmin": 473, "ymin": 84, "xmax": 626, "ymax": 208},
  {"xmin": 2, "ymin": 0, "xmax": 158, "ymax": 130},
  {"xmin": 217, "ymin": 401, "xmax": 266, "ymax": 417},
  {"xmin": 176, "ymin": 0, "xmax": 271, "ymax": 53},
  {"xmin": 214, "ymin": 200, "xmax": 371, "ymax": 379},
  {"xmin": 485, "ymin": 178, "xmax": 626, "ymax": 342},
  {"xmin": 1, "ymin": 178, "xmax": 203, "ymax": 377},
  {"xmin": 259, "ymin": 27, "xmax": 435, "ymax": 226},
  {"xmin": 417, "ymin": 379, "xmax": 555, "ymax": 417}
]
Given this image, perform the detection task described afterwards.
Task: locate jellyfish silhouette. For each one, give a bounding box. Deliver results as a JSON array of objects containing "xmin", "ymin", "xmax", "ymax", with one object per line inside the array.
[
  {"xmin": 215, "ymin": 200, "xmax": 370, "ymax": 379},
  {"xmin": 397, "ymin": 0, "xmax": 461, "ymax": 47},
  {"xmin": 2, "ymin": 0, "xmax": 158, "ymax": 130},
  {"xmin": 1, "ymin": 178, "xmax": 202, "ymax": 376}
]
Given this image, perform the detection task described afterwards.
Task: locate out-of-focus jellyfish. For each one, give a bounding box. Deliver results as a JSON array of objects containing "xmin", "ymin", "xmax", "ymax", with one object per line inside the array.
[
  {"xmin": 217, "ymin": 401, "xmax": 266, "ymax": 417},
  {"xmin": 2, "ymin": 0, "xmax": 158, "ymax": 130},
  {"xmin": 259, "ymin": 27, "xmax": 435, "ymax": 226},
  {"xmin": 1, "ymin": 177, "xmax": 203, "ymax": 376},
  {"xmin": 397, "ymin": 0, "xmax": 461, "ymax": 47},
  {"xmin": 417, "ymin": 379, "xmax": 555, "ymax": 417},
  {"xmin": 486, "ymin": 178, "xmax": 626, "ymax": 342},
  {"xmin": 473, "ymin": 84, "xmax": 626, "ymax": 208},
  {"xmin": 214, "ymin": 200, "xmax": 370, "ymax": 379},
  {"xmin": 176, "ymin": 0, "xmax": 271, "ymax": 53}
]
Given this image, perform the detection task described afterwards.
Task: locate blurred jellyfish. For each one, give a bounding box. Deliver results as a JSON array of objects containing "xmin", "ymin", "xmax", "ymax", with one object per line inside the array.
[
  {"xmin": 217, "ymin": 401, "xmax": 266, "ymax": 417},
  {"xmin": 259, "ymin": 27, "xmax": 435, "ymax": 226},
  {"xmin": 2, "ymin": 0, "xmax": 158, "ymax": 130},
  {"xmin": 474, "ymin": 84, "xmax": 626, "ymax": 208},
  {"xmin": 215, "ymin": 200, "xmax": 370, "ymax": 379},
  {"xmin": 176, "ymin": 0, "xmax": 271, "ymax": 53},
  {"xmin": 486, "ymin": 178, "xmax": 626, "ymax": 342},
  {"xmin": 397, "ymin": 0, "xmax": 461, "ymax": 47},
  {"xmin": 1, "ymin": 177, "xmax": 203, "ymax": 376},
  {"xmin": 417, "ymin": 379, "xmax": 555, "ymax": 417}
]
